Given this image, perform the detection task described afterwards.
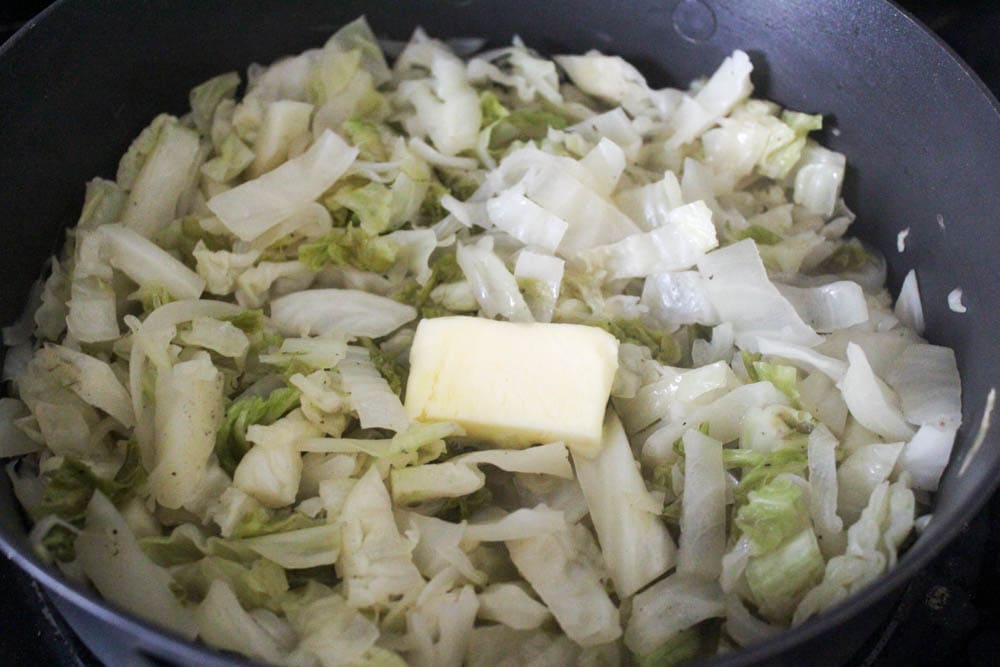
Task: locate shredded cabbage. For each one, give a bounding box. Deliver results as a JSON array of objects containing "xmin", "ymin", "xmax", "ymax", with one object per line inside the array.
[{"xmin": 3, "ymin": 18, "xmax": 961, "ymax": 667}]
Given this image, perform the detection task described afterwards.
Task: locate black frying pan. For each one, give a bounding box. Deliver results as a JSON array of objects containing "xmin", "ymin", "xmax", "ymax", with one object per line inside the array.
[{"xmin": 1, "ymin": 1, "xmax": 998, "ymax": 665}]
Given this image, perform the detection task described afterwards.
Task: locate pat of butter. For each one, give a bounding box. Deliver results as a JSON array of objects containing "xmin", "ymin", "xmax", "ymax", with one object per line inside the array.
[{"xmin": 404, "ymin": 316, "xmax": 619, "ymax": 455}]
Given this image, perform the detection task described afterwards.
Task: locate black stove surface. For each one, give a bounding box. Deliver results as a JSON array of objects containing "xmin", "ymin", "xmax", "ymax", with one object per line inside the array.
[{"xmin": 0, "ymin": 2, "xmax": 998, "ymax": 665}]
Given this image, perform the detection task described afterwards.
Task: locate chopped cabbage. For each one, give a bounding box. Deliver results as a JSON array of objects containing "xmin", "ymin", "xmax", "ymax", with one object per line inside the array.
[
  {"xmin": 337, "ymin": 467, "xmax": 424, "ymax": 610},
  {"xmin": 507, "ymin": 523, "xmax": 622, "ymax": 647},
  {"xmin": 777, "ymin": 281, "xmax": 869, "ymax": 333},
  {"xmin": 698, "ymin": 240, "xmax": 822, "ymax": 349},
  {"xmin": 149, "ymin": 352, "xmax": 225, "ymax": 509},
  {"xmin": 839, "ymin": 343, "xmax": 914, "ymax": 441},
  {"xmin": 269, "ymin": 288, "xmax": 417, "ymax": 338},
  {"xmin": 624, "ymin": 574, "xmax": 725, "ymax": 658},
  {"xmin": 476, "ymin": 582, "xmax": 551, "ymax": 630},
  {"xmin": 195, "ymin": 580, "xmax": 285, "ymax": 664},
  {"xmin": 574, "ymin": 412, "xmax": 675, "ymax": 596},
  {"xmin": 455, "ymin": 236, "xmax": 532, "ymax": 322},
  {"xmin": 76, "ymin": 492, "xmax": 197, "ymax": 638},
  {"xmin": 794, "ymin": 479, "xmax": 915, "ymax": 624},
  {"xmin": 4, "ymin": 19, "xmax": 962, "ymax": 667},
  {"xmin": 677, "ymin": 430, "xmax": 727, "ymax": 579},
  {"xmin": 208, "ymin": 130, "xmax": 358, "ymax": 241},
  {"xmin": 578, "ymin": 200, "xmax": 718, "ymax": 280},
  {"xmin": 885, "ymin": 343, "xmax": 962, "ymax": 429},
  {"xmin": 120, "ymin": 118, "xmax": 203, "ymax": 238},
  {"xmin": 339, "ymin": 345, "xmax": 409, "ymax": 432}
]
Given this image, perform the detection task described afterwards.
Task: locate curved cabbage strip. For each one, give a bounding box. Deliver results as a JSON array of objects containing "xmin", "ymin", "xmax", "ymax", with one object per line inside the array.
[
  {"xmin": 578, "ymin": 201, "xmax": 718, "ymax": 281},
  {"xmin": 405, "ymin": 582, "xmax": 479, "ymax": 667},
  {"xmin": 195, "ymin": 580, "xmax": 285, "ymax": 664},
  {"xmin": 776, "ymin": 281, "xmax": 868, "ymax": 333},
  {"xmin": 101, "ymin": 224, "xmax": 206, "ymax": 300},
  {"xmin": 838, "ymin": 343, "xmax": 914, "ymax": 441},
  {"xmin": 643, "ymin": 382, "xmax": 789, "ymax": 464},
  {"xmin": 836, "ymin": 443, "xmax": 904, "ymax": 526},
  {"xmin": 507, "ymin": 522, "xmax": 622, "ymax": 647},
  {"xmin": 408, "ymin": 137, "xmax": 477, "ymax": 172},
  {"xmin": 697, "ymin": 240, "xmax": 822, "ymax": 350},
  {"xmin": 337, "ymin": 466, "xmax": 425, "ymax": 610},
  {"xmin": 477, "ymin": 583, "xmax": 551, "ymax": 630},
  {"xmin": 260, "ymin": 335, "xmax": 348, "ymax": 371},
  {"xmin": 624, "ymin": 574, "xmax": 725, "ymax": 658},
  {"xmin": 573, "ymin": 411, "xmax": 675, "ymax": 597},
  {"xmin": 390, "ymin": 462, "xmax": 485, "ymax": 505},
  {"xmin": 893, "ymin": 269, "xmax": 925, "ymax": 335},
  {"xmin": 208, "ymin": 129, "xmax": 358, "ymax": 242},
  {"xmin": 34, "ymin": 344, "xmax": 134, "ymax": 428},
  {"xmin": 455, "ymin": 237, "xmax": 532, "ymax": 322},
  {"xmin": 150, "ymin": 352, "xmax": 225, "ymax": 509},
  {"xmin": 339, "ymin": 345, "xmax": 409, "ymax": 432},
  {"xmin": 76, "ymin": 492, "xmax": 197, "ymax": 639},
  {"xmin": 677, "ymin": 430, "xmax": 727, "ymax": 579},
  {"xmin": 898, "ymin": 423, "xmax": 958, "ymax": 492},
  {"xmin": 641, "ymin": 271, "xmax": 719, "ymax": 327},
  {"xmin": 128, "ymin": 299, "xmax": 243, "ymax": 463},
  {"xmin": 793, "ymin": 479, "xmax": 914, "ymax": 624},
  {"xmin": 464, "ymin": 506, "xmax": 566, "ymax": 543},
  {"xmin": 756, "ymin": 338, "xmax": 847, "ymax": 382},
  {"xmin": 269, "ymin": 288, "xmax": 416, "ymax": 338},
  {"xmin": 724, "ymin": 595, "xmax": 782, "ymax": 648},
  {"xmin": 807, "ymin": 424, "xmax": 844, "ymax": 555},
  {"xmin": 240, "ymin": 523, "xmax": 342, "ymax": 569},
  {"xmin": 513, "ymin": 250, "xmax": 564, "ymax": 323},
  {"xmin": 885, "ymin": 343, "xmax": 962, "ymax": 429},
  {"xmin": 452, "ymin": 441, "xmax": 573, "ymax": 478}
]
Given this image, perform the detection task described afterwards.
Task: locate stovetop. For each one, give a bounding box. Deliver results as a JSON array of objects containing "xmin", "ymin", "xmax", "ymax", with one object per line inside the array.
[{"xmin": 1, "ymin": 2, "xmax": 998, "ymax": 665}]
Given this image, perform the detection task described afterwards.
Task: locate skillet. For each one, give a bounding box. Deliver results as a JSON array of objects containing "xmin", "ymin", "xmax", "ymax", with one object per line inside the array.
[{"xmin": 0, "ymin": 1, "xmax": 998, "ymax": 664}]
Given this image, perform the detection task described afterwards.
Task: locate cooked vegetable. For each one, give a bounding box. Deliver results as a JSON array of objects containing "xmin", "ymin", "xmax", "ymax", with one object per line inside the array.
[{"xmin": 2, "ymin": 16, "xmax": 960, "ymax": 666}]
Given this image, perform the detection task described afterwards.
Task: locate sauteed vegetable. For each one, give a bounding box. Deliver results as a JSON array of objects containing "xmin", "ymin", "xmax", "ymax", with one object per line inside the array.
[{"xmin": 1, "ymin": 16, "xmax": 961, "ymax": 666}]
